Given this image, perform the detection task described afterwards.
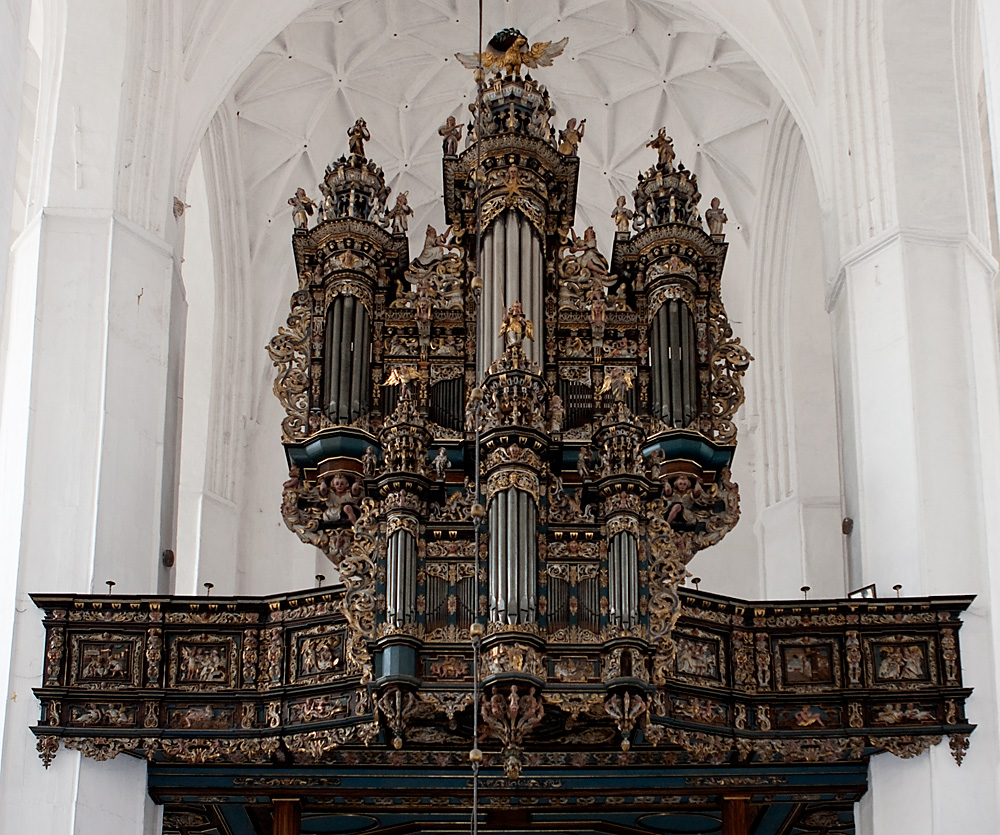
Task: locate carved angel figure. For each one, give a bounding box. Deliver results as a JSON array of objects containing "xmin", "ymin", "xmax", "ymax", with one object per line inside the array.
[
  {"xmin": 433, "ymin": 447, "xmax": 449, "ymax": 481},
  {"xmin": 597, "ymin": 366, "xmax": 635, "ymax": 401},
  {"xmin": 383, "ymin": 365, "xmax": 420, "ymax": 399},
  {"xmin": 455, "ymin": 30, "xmax": 569, "ymax": 77}
]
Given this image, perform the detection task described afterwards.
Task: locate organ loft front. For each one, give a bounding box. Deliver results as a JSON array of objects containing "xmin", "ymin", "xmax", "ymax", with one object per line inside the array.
[{"xmin": 30, "ymin": 29, "xmax": 975, "ymax": 835}]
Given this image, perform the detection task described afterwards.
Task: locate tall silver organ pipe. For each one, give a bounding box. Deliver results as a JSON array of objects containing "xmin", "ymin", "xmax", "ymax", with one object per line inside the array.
[
  {"xmin": 385, "ymin": 527, "xmax": 417, "ymax": 627},
  {"xmin": 478, "ymin": 211, "xmax": 544, "ymax": 379},
  {"xmin": 323, "ymin": 294, "xmax": 371, "ymax": 423},
  {"xmin": 649, "ymin": 298, "xmax": 697, "ymax": 426},
  {"xmin": 487, "ymin": 487, "xmax": 538, "ymax": 624},
  {"xmin": 607, "ymin": 530, "xmax": 640, "ymax": 628}
]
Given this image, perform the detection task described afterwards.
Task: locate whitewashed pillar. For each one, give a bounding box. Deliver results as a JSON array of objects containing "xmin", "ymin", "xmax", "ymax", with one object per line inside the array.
[
  {"xmin": 830, "ymin": 1, "xmax": 1000, "ymax": 832},
  {"xmin": 0, "ymin": 1, "xmax": 177, "ymax": 832}
]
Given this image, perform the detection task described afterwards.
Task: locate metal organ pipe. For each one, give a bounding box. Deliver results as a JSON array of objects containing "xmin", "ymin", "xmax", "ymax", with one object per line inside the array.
[
  {"xmin": 684, "ymin": 310, "xmax": 696, "ymax": 424},
  {"xmin": 517, "ymin": 489, "xmax": 528, "ymax": 622},
  {"xmin": 386, "ymin": 533, "xmax": 398, "ymax": 626},
  {"xmin": 350, "ymin": 299, "xmax": 365, "ymax": 418},
  {"xmin": 669, "ymin": 301, "xmax": 682, "ymax": 423},
  {"xmin": 338, "ymin": 295, "xmax": 354, "ymax": 423},
  {"xmin": 519, "ymin": 214, "xmax": 532, "ymax": 355}
]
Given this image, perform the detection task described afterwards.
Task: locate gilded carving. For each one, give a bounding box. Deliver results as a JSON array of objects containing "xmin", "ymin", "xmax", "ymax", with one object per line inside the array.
[
  {"xmin": 480, "ymin": 684, "xmax": 545, "ymax": 779},
  {"xmin": 604, "ymin": 693, "xmax": 646, "ymax": 751},
  {"xmin": 486, "ymin": 471, "xmax": 540, "ymax": 503},
  {"xmin": 169, "ymin": 634, "xmax": 236, "ymax": 690},
  {"xmin": 481, "ymin": 643, "xmax": 545, "ymax": 679},
  {"xmin": 266, "ymin": 289, "xmax": 311, "ymax": 442},
  {"xmin": 875, "ymin": 735, "xmax": 942, "ymax": 760}
]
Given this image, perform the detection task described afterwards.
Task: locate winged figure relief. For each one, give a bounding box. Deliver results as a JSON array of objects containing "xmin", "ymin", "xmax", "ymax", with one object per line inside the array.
[{"xmin": 455, "ymin": 28, "xmax": 568, "ymax": 77}]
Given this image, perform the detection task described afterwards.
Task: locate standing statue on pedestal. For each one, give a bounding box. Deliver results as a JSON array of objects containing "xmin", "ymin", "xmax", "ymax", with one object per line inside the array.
[
  {"xmin": 439, "ymin": 116, "xmax": 463, "ymax": 156},
  {"xmin": 647, "ymin": 127, "xmax": 675, "ymax": 170},
  {"xmin": 319, "ymin": 181, "xmax": 336, "ymax": 222},
  {"xmin": 705, "ymin": 197, "xmax": 728, "ymax": 236},
  {"xmin": 499, "ymin": 300, "xmax": 534, "ymax": 348},
  {"xmin": 288, "ymin": 188, "xmax": 315, "ymax": 229},
  {"xmin": 387, "ymin": 192, "xmax": 414, "ymax": 235},
  {"xmin": 549, "ymin": 394, "xmax": 565, "ymax": 434},
  {"xmin": 611, "ymin": 196, "xmax": 633, "ymax": 234},
  {"xmin": 348, "ymin": 118, "xmax": 370, "ymax": 157},
  {"xmin": 433, "ymin": 447, "xmax": 449, "ymax": 481},
  {"xmin": 362, "ymin": 446, "xmax": 378, "ymax": 479},
  {"xmin": 558, "ymin": 118, "xmax": 586, "ymax": 156}
]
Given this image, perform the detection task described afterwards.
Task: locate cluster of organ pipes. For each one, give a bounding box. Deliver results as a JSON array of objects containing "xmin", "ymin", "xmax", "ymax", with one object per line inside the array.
[
  {"xmin": 323, "ymin": 293, "xmax": 372, "ymax": 424},
  {"xmin": 385, "ymin": 523, "xmax": 418, "ymax": 627},
  {"xmin": 487, "ymin": 487, "xmax": 538, "ymax": 624},
  {"xmin": 649, "ymin": 298, "xmax": 698, "ymax": 427},
  {"xmin": 477, "ymin": 211, "xmax": 544, "ymax": 379},
  {"xmin": 607, "ymin": 530, "xmax": 640, "ymax": 628}
]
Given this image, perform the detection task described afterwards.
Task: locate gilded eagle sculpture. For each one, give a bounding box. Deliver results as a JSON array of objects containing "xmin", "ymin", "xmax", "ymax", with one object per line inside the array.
[{"xmin": 455, "ymin": 28, "xmax": 568, "ymax": 77}]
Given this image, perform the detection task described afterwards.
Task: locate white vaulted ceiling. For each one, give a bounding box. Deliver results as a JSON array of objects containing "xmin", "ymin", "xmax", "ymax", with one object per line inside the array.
[
  {"xmin": 230, "ymin": 0, "xmax": 780, "ymax": 282},
  {"xmin": 199, "ymin": 0, "xmax": 818, "ymax": 593}
]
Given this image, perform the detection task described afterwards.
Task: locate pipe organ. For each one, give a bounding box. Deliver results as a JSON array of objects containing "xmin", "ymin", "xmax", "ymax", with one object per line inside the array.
[
  {"xmin": 32, "ymin": 30, "xmax": 976, "ymax": 829},
  {"xmin": 267, "ymin": 31, "xmax": 755, "ymax": 772}
]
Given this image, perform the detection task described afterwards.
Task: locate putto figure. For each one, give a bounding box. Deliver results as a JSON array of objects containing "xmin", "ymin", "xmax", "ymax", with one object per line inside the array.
[
  {"xmin": 455, "ymin": 29, "xmax": 568, "ymax": 78},
  {"xmin": 347, "ymin": 117, "xmax": 370, "ymax": 157}
]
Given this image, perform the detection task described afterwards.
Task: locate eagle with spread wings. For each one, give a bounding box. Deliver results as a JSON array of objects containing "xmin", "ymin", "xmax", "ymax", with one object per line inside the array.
[{"xmin": 455, "ymin": 28, "xmax": 568, "ymax": 77}]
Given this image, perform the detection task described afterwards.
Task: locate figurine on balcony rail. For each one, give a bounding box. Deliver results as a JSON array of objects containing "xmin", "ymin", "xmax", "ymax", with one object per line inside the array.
[{"xmin": 611, "ymin": 195, "xmax": 633, "ymax": 233}]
